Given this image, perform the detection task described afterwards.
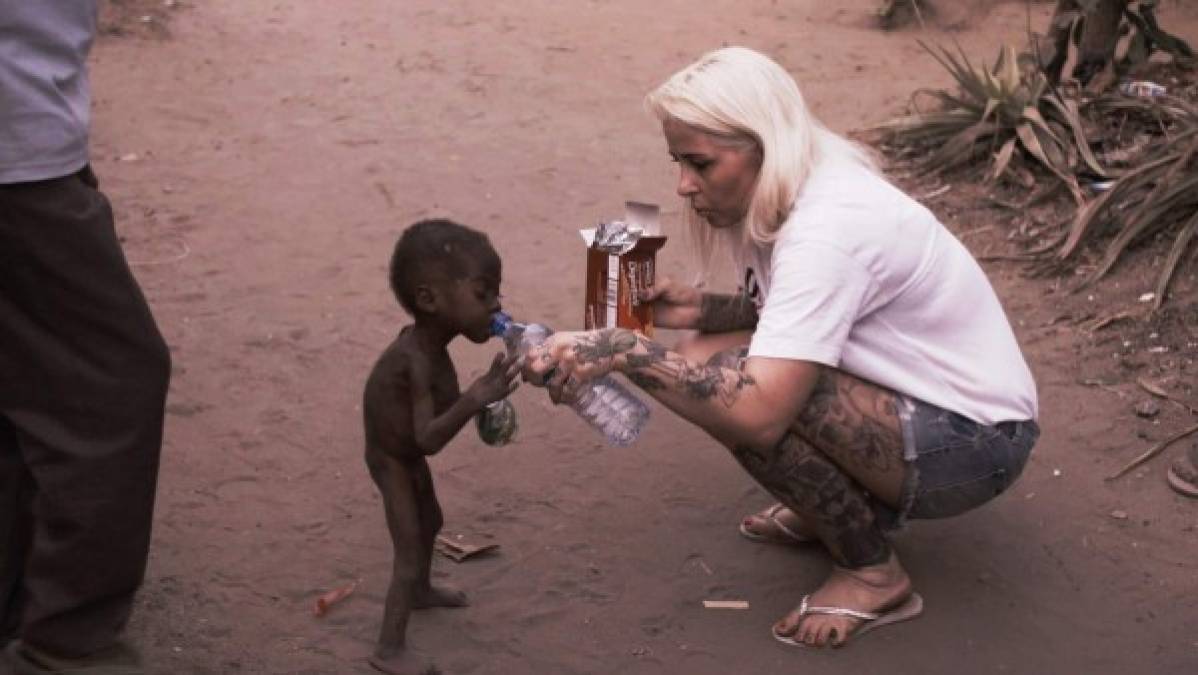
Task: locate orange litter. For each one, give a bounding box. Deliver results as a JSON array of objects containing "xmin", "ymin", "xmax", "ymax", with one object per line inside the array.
[{"xmin": 313, "ymin": 579, "xmax": 359, "ymax": 617}]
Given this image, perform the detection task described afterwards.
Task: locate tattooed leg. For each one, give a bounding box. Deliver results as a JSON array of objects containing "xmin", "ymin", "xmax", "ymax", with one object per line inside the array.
[
  {"xmin": 733, "ymin": 430, "xmax": 915, "ymax": 648},
  {"xmin": 730, "ymin": 433, "xmax": 889, "ymax": 568},
  {"xmin": 791, "ymin": 367, "xmax": 907, "ymax": 507},
  {"xmin": 737, "ymin": 367, "xmax": 907, "ymax": 551}
]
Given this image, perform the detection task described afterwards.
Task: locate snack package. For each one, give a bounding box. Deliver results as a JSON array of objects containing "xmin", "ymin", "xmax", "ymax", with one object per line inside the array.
[{"xmin": 581, "ymin": 201, "xmax": 667, "ymax": 336}]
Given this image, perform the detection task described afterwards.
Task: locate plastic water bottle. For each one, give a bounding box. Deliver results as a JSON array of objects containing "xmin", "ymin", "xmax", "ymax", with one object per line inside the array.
[{"xmin": 490, "ymin": 312, "xmax": 650, "ymax": 447}]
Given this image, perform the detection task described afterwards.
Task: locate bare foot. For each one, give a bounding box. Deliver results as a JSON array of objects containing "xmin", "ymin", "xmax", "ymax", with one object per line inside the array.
[
  {"xmin": 370, "ymin": 646, "xmax": 440, "ymax": 675},
  {"xmin": 412, "ymin": 583, "xmax": 468, "ymax": 609},
  {"xmin": 773, "ymin": 552, "xmax": 914, "ymax": 648},
  {"xmin": 740, "ymin": 504, "xmax": 817, "ymax": 544}
]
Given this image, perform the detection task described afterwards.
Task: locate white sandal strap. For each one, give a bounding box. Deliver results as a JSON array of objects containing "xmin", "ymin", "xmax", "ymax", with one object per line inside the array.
[
  {"xmin": 763, "ymin": 504, "xmax": 807, "ymax": 542},
  {"xmin": 797, "ymin": 595, "xmax": 880, "ymax": 622}
]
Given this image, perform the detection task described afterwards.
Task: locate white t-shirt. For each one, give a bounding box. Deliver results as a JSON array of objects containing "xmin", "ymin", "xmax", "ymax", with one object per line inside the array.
[
  {"xmin": 745, "ymin": 158, "xmax": 1038, "ymax": 425},
  {"xmin": 0, "ymin": 1, "xmax": 96, "ymax": 183}
]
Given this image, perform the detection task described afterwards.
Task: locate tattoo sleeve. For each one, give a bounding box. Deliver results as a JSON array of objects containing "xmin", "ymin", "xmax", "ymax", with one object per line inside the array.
[
  {"xmin": 621, "ymin": 335, "xmax": 756, "ymax": 408},
  {"xmin": 696, "ymin": 293, "xmax": 759, "ymax": 334},
  {"xmin": 571, "ymin": 328, "xmax": 640, "ymax": 365}
]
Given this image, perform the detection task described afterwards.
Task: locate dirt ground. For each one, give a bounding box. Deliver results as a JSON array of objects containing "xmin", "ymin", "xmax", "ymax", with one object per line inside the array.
[{"xmin": 87, "ymin": 1, "xmax": 1198, "ymax": 673}]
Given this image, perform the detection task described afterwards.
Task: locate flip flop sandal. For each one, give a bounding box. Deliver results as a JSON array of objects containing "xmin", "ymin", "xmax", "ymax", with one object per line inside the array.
[
  {"xmin": 1167, "ymin": 449, "xmax": 1198, "ymax": 499},
  {"xmin": 738, "ymin": 504, "xmax": 814, "ymax": 545},
  {"xmin": 772, "ymin": 593, "xmax": 925, "ymax": 647}
]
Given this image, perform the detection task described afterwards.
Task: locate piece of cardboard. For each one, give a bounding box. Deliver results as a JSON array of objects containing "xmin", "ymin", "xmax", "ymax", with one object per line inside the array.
[
  {"xmin": 434, "ymin": 535, "xmax": 499, "ymax": 563},
  {"xmin": 582, "ymin": 202, "xmax": 667, "ymax": 336}
]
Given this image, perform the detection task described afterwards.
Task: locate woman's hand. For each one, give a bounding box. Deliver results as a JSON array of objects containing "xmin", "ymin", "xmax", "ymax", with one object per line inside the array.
[
  {"xmin": 641, "ymin": 278, "xmax": 702, "ymax": 329},
  {"xmin": 521, "ymin": 329, "xmax": 637, "ymax": 404}
]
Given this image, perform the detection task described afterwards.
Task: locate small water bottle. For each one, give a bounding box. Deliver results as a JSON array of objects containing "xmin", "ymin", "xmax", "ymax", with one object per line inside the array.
[{"xmin": 490, "ymin": 312, "xmax": 650, "ymax": 447}]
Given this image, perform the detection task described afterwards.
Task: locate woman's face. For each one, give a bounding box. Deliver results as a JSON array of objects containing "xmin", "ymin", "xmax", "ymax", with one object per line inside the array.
[{"xmin": 663, "ymin": 118, "xmax": 761, "ymax": 229}]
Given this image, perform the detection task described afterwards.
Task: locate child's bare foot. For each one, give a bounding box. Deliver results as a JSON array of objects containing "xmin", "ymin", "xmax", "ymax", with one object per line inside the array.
[
  {"xmin": 772, "ymin": 552, "xmax": 917, "ymax": 648},
  {"xmin": 413, "ymin": 583, "xmax": 468, "ymax": 609},
  {"xmin": 370, "ymin": 646, "xmax": 440, "ymax": 675}
]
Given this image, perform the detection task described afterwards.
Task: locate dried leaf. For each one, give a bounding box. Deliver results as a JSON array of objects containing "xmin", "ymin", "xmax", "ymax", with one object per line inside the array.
[
  {"xmin": 1016, "ymin": 123, "xmax": 1083, "ymax": 205},
  {"xmin": 1086, "ymin": 140, "xmax": 1198, "ymax": 284},
  {"xmin": 1083, "ymin": 311, "xmax": 1135, "ymax": 332},
  {"xmin": 1107, "ymin": 422, "xmax": 1198, "ymax": 481},
  {"xmin": 1044, "ymin": 94, "xmax": 1108, "ymax": 177},
  {"xmin": 1152, "ymin": 209, "xmax": 1198, "ymax": 312},
  {"xmin": 989, "ymin": 137, "xmax": 1018, "ymax": 183},
  {"xmin": 1059, "ymin": 152, "xmax": 1180, "ymax": 260},
  {"xmin": 1136, "ymin": 377, "xmax": 1170, "ymax": 399}
]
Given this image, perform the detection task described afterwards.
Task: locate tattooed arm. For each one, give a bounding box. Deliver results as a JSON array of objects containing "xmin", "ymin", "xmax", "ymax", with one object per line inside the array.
[
  {"xmin": 641, "ymin": 281, "xmax": 758, "ymax": 332},
  {"xmin": 530, "ymin": 328, "xmax": 819, "ymax": 449},
  {"xmin": 696, "ymin": 293, "xmax": 759, "ymax": 333}
]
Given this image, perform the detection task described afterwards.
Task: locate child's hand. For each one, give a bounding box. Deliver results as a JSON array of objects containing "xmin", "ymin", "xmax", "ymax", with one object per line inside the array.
[{"xmin": 466, "ymin": 351, "xmax": 521, "ymax": 408}]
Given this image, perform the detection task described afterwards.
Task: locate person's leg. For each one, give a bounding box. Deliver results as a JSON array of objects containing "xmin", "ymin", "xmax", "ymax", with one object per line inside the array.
[
  {"xmin": 410, "ymin": 462, "xmax": 465, "ymax": 609},
  {"xmin": 791, "ymin": 367, "xmax": 908, "ymax": 505},
  {"xmin": 368, "ymin": 454, "xmax": 439, "ymax": 675},
  {"xmin": 0, "ymin": 169, "xmax": 170, "ymax": 658},
  {"xmin": 0, "ymin": 417, "xmax": 33, "ymax": 645},
  {"xmin": 675, "ymin": 335, "xmax": 823, "ymax": 542},
  {"xmin": 727, "ymin": 362, "xmax": 917, "ymax": 647},
  {"xmin": 671, "ymin": 334, "xmax": 824, "ymax": 541}
]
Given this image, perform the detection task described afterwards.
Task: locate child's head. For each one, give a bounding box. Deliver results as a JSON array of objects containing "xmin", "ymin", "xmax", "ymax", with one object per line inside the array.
[{"xmin": 389, "ymin": 219, "xmax": 503, "ymax": 340}]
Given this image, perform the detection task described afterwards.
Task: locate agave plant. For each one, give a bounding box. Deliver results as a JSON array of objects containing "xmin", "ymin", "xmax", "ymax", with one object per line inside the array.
[
  {"xmin": 877, "ymin": 39, "xmax": 1198, "ymax": 308},
  {"xmin": 1059, "ymin": 95, "xmax": 1198, "ymax": 309},
  {"xmin": 876, "ymin": 41, "xmax": 1107, "ymax": 205}
]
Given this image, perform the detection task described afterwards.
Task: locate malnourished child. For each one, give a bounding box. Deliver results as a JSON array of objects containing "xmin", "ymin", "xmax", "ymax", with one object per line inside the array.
[{"xmin": 363, "ymin": 219, "xmax": 519, "ymax": 674}]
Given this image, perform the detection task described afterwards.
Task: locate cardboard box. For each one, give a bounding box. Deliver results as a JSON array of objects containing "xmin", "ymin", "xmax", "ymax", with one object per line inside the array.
[{"xmin": 581, "ymin": 202, "xmax": 667, "ymax": 336}]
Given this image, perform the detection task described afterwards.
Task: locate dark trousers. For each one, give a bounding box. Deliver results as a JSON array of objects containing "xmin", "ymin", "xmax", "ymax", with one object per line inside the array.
[{"xmin": 0, "ymin": 167, "xmax": 170, "ymax": 657}]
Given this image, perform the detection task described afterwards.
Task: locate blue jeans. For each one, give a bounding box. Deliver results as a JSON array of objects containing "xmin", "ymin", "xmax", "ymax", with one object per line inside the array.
[{"xmin": 877, "ymin": 396, "xmax": 1038, "ymax": 529}]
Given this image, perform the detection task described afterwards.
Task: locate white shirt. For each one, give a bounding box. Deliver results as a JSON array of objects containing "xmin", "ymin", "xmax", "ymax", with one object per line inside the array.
[
  {"xmin": 745, "ymin": 157, "xmax": 1038, "ymax": 425},
  {"xmin": 0, "ymin": 1, "xmax": 96, "ymax": 183}
]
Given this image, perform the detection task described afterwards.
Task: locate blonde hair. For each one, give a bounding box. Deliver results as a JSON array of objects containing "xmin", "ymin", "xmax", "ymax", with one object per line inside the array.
[{"xmin": 644, "ymin": 46, "xmax": 876, "ymax": 276}]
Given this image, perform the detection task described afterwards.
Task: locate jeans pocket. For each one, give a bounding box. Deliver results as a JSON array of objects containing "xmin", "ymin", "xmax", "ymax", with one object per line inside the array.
[{"xmin": 910, "ymin": 468, "xmax": 1008, "ymax": 519}]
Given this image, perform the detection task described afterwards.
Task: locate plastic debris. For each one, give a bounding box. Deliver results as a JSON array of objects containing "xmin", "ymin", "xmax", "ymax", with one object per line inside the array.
[
  {"xmin": 1119, "ymin": 81, "xmax": 1167, "ymax": 98},
  {"xmin": 313, "ymin": 580, "xmax": 359, "ymax": 617}
]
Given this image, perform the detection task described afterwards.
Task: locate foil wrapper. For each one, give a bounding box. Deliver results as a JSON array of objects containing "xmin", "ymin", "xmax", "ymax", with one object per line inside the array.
[{"xmin": 592, "ymin": 219, "xmax": 644, "ymax": 255}]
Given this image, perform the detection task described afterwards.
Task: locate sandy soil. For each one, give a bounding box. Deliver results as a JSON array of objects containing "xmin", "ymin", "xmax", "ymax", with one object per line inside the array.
[{"xmin": 86, "ymin": 1, "xmax": 1198, "ymax": 673}]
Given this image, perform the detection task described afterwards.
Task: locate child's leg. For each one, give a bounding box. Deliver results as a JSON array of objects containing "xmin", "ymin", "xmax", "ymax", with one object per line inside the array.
[
  {"xmin": 410, "ymin": 461, "xmax": 467, "ymax": 609},
  {"xmin": 366, "ymin": 454, "xmax": 437, "ymax": 675}
]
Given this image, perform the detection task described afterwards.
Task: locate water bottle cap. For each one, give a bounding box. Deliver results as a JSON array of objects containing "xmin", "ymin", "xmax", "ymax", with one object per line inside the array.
[{"xmin": 489, "ymin": 311, "xmax": 513, "ymax": 337}]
